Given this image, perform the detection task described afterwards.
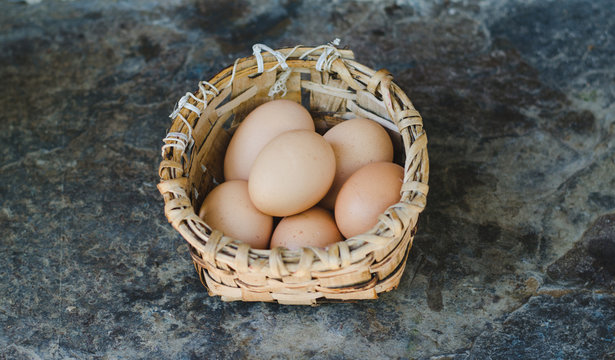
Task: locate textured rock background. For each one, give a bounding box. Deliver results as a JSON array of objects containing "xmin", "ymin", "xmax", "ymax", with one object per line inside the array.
[{"xmin": 1, "ymin": 0, "xmax": 614, "ymax": 358}]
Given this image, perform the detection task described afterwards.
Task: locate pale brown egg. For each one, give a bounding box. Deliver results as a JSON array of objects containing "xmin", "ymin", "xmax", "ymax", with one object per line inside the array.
[
  {"xmin": 223, "ymin": 100, "xmax": 315, "ymax": 181},
  {"xmin": 198, "ymin": 180, "xmax": 273, "ymax": 249},
  {"xmin": 270, "ymin": 207, "xmax": 343, "ymax": 250},
  {"xmin": 248, "ymin": 129, "xmax": 336, "ymax": 217},
  {"xmin": 320, "ymin": 118, "xmax": 394, "ymax": 209},
  {"xmin": 334, "ymin": 162, "xmax": 404, "ymax": 238}
]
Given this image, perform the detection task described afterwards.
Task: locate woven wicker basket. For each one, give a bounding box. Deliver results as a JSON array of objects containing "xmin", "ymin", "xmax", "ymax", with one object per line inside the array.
[{"xmin": 158, "ymin": 41, "xmax": 429, "ymax": 305}]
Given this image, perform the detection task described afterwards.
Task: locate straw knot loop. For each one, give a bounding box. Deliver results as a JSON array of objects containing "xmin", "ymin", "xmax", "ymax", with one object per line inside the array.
[
  {"xmin": 252, "ymin": 43, "xmax": 288, "ymax": 73},
  {"xmin": 300, "ymin": 38, "xmax": 342, "ymax": 72},
  {"xmin": 164, "ymin": 82, "xmax": 220, "ymax": 159}
]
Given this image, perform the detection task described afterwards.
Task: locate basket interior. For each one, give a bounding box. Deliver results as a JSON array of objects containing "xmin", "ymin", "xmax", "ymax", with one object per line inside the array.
[{"xmin": 190, "ymin": 73, "xmax": 407, "ymax": 214}]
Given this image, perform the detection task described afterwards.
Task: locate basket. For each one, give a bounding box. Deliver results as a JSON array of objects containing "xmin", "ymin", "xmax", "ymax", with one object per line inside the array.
[{"xmin": 157, "ymin": 41, "xmax": 429, "ymax": 305}]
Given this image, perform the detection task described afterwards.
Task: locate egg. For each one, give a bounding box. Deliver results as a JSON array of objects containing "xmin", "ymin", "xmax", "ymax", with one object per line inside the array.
[
  {"xmin": 270, "ymin": 207, "xmax": 343, "ymax": 250},
  {"xmin": 198, "ymin": 180, "xmax": 273, "ymax": 249},
  {"xmin": 223, "ymin": 100, "xmax": 315, "ymax": 181},
  {"xmin": 334, "ymin": 162, "xmax": 404, "ymax": 238},
  {"xmin": 248, "ymin": 129, "xmax": 336, "ymax": 217},
  {"xmin": 320, "ymin": 118, "xmax": 394, "ymax": 209}
]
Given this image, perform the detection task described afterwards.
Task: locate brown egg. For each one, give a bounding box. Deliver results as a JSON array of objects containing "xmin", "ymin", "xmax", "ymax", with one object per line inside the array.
[
  {"xmin": 248, "ymin": 129, "xmax": 336, "ymax": 217},
  {"xmin": 334, "ymin": 162, "xmax": 404, "ymax": 238},
  {"xmin": 223, "ymin": 100, "xmax": 315, "ymax": 181},
  {"xmin": 198, "ymin": 180, "xmax": 273, "ymax": 249},
  {"xmin": 270, "ymin": 207, "xmax": 343, "ymax": 250},
  {"xmin": 320, "ymin": 118, "xmax": 394, "ymax": 209}
]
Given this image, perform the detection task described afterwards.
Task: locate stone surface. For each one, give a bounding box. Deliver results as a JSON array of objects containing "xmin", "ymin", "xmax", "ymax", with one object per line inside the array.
[
  {"xmin": 468, "ymin": 292, "xmax": 615, "ymax": 359},
  {"xmin": 1, "ymin": 0, "xmax": 614, "ymax": 359},
  {"xmin": 544, "ymin": 214, "xmax": 615, "ymax": 297}
]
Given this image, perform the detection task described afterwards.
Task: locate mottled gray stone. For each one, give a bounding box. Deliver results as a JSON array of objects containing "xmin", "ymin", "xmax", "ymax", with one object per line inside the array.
[
  {"xmin": 1, "ymin": 0, "xmax": 614, "ymax": 359},
  {"xmin": 547, "ymin": 214, "xmax": 615, "ymax": 291},
  {"xmin": 467, "ymin": 293, "xmax": 615, "ymax": 359}
]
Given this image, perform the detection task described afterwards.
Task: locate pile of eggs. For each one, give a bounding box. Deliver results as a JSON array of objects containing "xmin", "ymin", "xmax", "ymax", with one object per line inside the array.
[{"xmin": 198, "ymin": 100, "xmax": 404, "ymax": 250}]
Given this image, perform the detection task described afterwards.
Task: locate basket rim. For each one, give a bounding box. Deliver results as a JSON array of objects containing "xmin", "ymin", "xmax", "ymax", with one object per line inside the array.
[{"xmin": 157, "ymin": 42, "xmax": 429, "ymax": 279}]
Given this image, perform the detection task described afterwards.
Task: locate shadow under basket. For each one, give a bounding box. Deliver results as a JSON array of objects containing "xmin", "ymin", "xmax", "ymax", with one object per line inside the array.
[{"xmin": 157, "ymin": 43, "xmax": 429, "ymax": 305}]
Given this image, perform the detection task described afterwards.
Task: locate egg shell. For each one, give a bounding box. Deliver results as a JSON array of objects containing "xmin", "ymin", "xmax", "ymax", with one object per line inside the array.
[
  {"xmin": 223, "ymin": 100, "xmax": 315, "ymax": 181},
  {"xmin": 248, "ymin": 129, "xmax": 336, "ymax": 217},
  {"xmin": 199, "ymin": 180, "xmax": 273, "ymax": 249},
  {"xmin": 320, "ymin": 118, "xmax": 394, "ymax": 209},
  {"xmin": 334, "ymin": 162, "xmax": 404, "ymax": 239},
  {"xmin": 270, "ymin": 207, "xmax": 343, "ymax": 250}
]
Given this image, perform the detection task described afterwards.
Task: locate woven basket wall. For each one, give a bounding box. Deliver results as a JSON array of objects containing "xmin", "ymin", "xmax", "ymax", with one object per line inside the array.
[{"xmin": 158, "ymin": 43, "xmax": 429, "ymax": 305}]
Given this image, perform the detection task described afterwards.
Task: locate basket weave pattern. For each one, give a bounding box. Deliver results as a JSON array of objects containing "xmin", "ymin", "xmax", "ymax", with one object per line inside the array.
[{"xmin": 158, "ymin": 43, "xmax": 429, "ymax": 304}]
